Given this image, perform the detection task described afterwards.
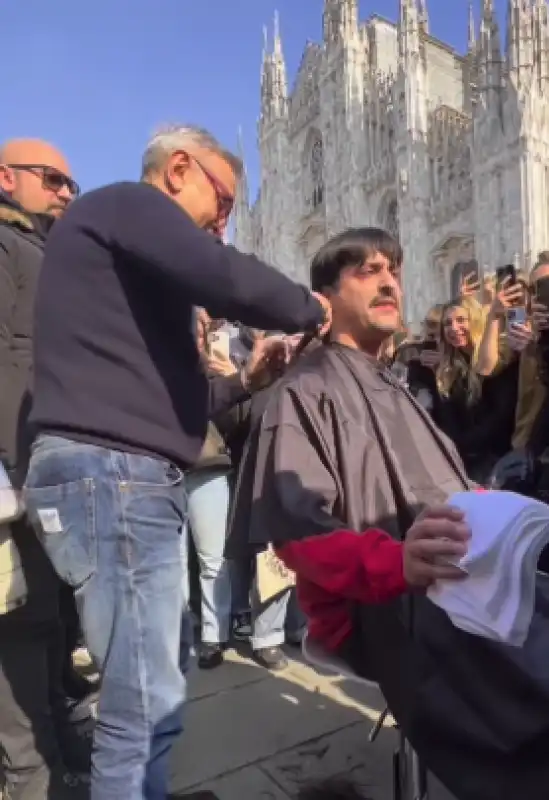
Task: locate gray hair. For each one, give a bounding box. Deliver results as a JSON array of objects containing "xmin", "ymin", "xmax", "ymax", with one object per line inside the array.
[{"xmin": 141, "ymin": 124, "xmax": 243, "ymax": 178}]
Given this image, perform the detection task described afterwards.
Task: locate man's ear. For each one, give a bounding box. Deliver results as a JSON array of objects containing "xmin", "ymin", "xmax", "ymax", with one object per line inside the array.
[
  {"xmin": 0, "ymin": 165, "xmax": 16, "ymax": 194},
  {"xmin": 164, "ymin": 150, "xmax": 191, "ymax": 194}
]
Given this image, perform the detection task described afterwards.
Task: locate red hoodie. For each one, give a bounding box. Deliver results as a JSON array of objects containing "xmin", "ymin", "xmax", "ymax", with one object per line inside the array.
[
  {"xmin": 276, "ymin": 490, "xmax": 484, "ymax": 651},
  {"xmin": 275, "ymin": 529, "xmax": 407, "ymax": 652}
]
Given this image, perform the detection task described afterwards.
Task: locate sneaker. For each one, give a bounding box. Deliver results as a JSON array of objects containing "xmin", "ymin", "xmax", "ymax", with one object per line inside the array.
[
  {"xmin": 197, "ymin": 643, "xmax": 224, "ymax": 670},
  {"xmin": 253, "ymin": 646, "xmax": 288, "ymax": 671},
  {"xmin": 231, "ymin": 611, "xmax": 251, "ymax": 641}
]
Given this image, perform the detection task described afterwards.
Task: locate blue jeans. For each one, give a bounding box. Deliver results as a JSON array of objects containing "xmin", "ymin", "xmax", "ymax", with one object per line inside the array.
[
  {"xmin": 231, "ymin": 558, "xmax": 305, "ymax": 649},
  {"xmin": 24, "ymin": 435, "xmax": 189, "ymax": 800},
  {"xmin": 184, "ymin": 468, "xmax": 231, "ymax": 644}
]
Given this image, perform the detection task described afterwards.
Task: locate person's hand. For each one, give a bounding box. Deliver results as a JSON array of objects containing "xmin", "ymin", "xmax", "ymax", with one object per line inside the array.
[
  {"xmin": 459, "ymin": 271, "xmax": 480, "ymax": 298},
  {"xmin": 491, "ymin": 278, "xmax": 525, "ymax": 317},
  {"xmin": 403, "ymin": 505, "xmax": 470, "ymax": 588},
  {"xmin": 242, "ymin": 336, "xmax": 289, "ymax": 392},
  {"xmin": 507, "ymin": 321, "xmax": 534, "ymax": 353},
  {"xmin": 531, "ymin": 301, "xmax": 549, "ymax": 335},
  {"xmin": 208, "ymin": 352, "xmax": 237, "ymax": 376},
  {"xmin": 312, "ymin": 292, "xmax": 332, "ymax": 337},
  {"xmin": 419, "ymin": 348, "xmax": 441, "ymax": 369},
  {"xmin": 482, "ymin": 275, "xmax": 496, "ymax": 305}
]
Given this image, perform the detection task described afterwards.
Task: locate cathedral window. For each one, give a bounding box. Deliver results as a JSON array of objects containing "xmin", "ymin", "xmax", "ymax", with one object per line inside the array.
[
  {"xmin": 386, "ymin": 198, "xmax": 399, "ymax": 240},
  {"xmin": 310, "ymin": 137, "xmax": 324, "ymax": 209}
]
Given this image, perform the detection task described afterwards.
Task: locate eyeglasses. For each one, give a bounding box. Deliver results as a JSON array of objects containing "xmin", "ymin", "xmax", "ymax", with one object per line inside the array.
[
  {"xmin": 190, "ymin": 155, "xmax": 234, "ymax": 220},
  {"xmin": 6, "ymin": 164, "xmax": 80, "ymax": 197}
]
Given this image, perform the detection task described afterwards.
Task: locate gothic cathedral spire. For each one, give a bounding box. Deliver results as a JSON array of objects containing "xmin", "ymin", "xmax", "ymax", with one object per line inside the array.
[
  {"xmin": 478, "ymin": 0, "xmax": 502, "ymax": 107},
  {"xmin": 322, "ymin": 0, "xmax": 358, "ymax": 46},
  {"xmin": 260, "ymin": 11, "xmax": 288, "ymax": 125},
  {"xmin": 398, "ymin": 0, "xmax": 422, "ymax": 62}
]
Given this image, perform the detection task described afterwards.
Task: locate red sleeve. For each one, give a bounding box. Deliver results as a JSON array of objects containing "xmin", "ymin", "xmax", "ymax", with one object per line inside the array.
[{"xmin": 275, "ymin": 529, "xmax": 407, "ymax": 604}]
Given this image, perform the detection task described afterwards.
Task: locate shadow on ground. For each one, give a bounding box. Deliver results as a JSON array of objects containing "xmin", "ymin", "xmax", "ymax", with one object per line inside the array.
[{"xmin": 170, "ymin": 645, "xmax": 395, "ymax": 799}]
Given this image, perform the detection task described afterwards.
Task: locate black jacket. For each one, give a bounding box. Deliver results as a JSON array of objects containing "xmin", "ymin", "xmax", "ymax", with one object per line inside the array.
[
  {"xmin": 0, "ymin": 193, "xmax": 52, "ymax": 476},
  {"xmin": 0, "ymin": 194, "xmax": 59, "ymax": 617}
]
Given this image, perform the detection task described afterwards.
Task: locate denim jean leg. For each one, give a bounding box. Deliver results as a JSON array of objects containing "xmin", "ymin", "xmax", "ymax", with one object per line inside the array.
[
  {"xmin": 186, "ymin": 469, "xmax": 232, "ymax": 644},
  {"xmin": 250, "ymin": 583, "xmax": 291, "ymax": 651},
  {"xmin": 285, "ymin": 588, "xmax": 307, "ymax": 642},
  {"xmin": 25, "ymin": 436, "xmax": 187, "ymax": 800}
]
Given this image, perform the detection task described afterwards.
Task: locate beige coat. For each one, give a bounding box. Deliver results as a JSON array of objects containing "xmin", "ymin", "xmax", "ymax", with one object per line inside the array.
[{"xmin": 0, "ymin": 525, "xmax": 27, "ymax": 613}]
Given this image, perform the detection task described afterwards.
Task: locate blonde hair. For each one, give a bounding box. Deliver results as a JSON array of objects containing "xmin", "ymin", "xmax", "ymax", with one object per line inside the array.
[{"xmin": 436, "ymin": 297, "xmax": 485, "ymax": 402}]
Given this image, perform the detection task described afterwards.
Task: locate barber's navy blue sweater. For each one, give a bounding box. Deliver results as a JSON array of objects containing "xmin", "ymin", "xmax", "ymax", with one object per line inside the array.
[{"xmin": 31, "ymin": 181, "xmax": 323, "ymax": 467}]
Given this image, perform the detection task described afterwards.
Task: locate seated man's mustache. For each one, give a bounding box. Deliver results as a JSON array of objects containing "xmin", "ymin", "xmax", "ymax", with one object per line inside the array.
[{"xmin": 370, "ymin": 293, "xmax": 397, "ymax": 307}]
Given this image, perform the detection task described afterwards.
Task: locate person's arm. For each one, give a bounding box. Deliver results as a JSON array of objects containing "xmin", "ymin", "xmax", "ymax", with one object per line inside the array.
[
  {"xmin": 275, "ymin": 530, "xmax": 406, "ymax": 604},
  {"xmin": 110, "ymin": 182, "xmax": 325, "ymax": 334},
  {"xmin": 476, "ymin": 280, "xmax": 525, "ymax": 375},
  {"xmin": 475, "ymin": 309, "xmax": 502, "ymax": 375}
]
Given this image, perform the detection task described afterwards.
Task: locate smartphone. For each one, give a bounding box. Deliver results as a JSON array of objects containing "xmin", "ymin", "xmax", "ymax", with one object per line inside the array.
[
  {"xmin": 496, "ymin": 264, "xmax": 516, "ymax": 289},
  {"xmin": 208, "ymin": 331, "xmax": 230, "ymax": 361},
  {"xmin": 506, "ymin": 306, "xmax": 527, "ymax": 330},
  {"xmin": 422, "ymin": 340, "xmax": 438, "ymax": 352}
]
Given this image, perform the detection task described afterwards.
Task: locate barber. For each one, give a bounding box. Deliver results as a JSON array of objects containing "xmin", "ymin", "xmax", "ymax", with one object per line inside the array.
[{"xmin": 23, "ymin": 123, "xmax": 330, "ymax": 800}]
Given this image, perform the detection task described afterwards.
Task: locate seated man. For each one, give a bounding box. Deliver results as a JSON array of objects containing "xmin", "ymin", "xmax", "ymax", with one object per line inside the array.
[
  {"xmin": 246, "ymin": 227, "xmax": 471, "ymax": 674},
  {"xmin": 242, "ymin": 229, "xmax": 549, "ymax": 800}
]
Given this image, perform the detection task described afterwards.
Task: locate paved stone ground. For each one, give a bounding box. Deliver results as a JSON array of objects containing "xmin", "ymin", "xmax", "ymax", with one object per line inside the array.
[{"xmin": 170, "ymin": 646, "xmax": 456, "ymax": 799}]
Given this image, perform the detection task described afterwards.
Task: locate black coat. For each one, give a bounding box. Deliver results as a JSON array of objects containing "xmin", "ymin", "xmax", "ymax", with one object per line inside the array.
[{"xmin": 0, "ymin": 194, "xmax": 51, "ymax": 477}]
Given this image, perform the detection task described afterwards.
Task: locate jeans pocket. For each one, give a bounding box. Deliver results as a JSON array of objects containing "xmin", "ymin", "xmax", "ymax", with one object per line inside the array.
[{"xmin": 23, "ymin": 478, "xmax": 97, "ymax": 590}]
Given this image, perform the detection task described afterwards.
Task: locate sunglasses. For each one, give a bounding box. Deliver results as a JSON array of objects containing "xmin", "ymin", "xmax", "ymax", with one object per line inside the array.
[
  {"xmin": 190, "ymin": 155, "xmax": 234, "ymax": 220},
  {"xmin": 6, "ymin": 163, "xmax": 80, "ymax": 197}
]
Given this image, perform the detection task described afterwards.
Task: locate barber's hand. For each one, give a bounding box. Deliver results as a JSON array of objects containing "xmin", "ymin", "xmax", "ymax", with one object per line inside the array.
[
  {"xmin": 208, "ymin": 354, "xmax": 237, "ymax": 376},
  {"xmin": 242, "ymin": 336, "xmax": 289, "ymax": 392},
  {"xmin": 507, "ymin": 321, "xmax": 533, "ymax": 353},
  {"xmin": 312, "ymin": 293, "xmax": 332, "ymax": 337},
  {"xmin": 403, "ymin": 505, "xmax": 470, "ymax": 588}
]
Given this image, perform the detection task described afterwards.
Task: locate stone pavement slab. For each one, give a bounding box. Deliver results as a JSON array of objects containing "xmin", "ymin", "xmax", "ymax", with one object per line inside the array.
[{"xmin": 170, "ymin": 648, "xmax": 393, "ymax": 796}]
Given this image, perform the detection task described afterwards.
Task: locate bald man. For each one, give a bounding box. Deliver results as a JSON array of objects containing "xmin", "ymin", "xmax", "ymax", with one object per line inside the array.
[
  {"xmin": 0, "ymin": 139, "xmax": 88, "ymax": 799},
  {"xmin": 0, "ymin": 138, "xmax": 76, "ymax": 218}
]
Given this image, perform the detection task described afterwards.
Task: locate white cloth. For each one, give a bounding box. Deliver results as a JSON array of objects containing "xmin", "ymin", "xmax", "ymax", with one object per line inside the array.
[{"xmin": 427, "ymin": 490, "xmax": 549, "ymax": 647}]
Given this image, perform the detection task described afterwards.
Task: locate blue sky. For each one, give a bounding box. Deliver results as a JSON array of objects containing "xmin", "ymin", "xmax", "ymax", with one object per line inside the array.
[{"xmin": 2, "ymin": 0, "xmax": 505, "ymax": 199}]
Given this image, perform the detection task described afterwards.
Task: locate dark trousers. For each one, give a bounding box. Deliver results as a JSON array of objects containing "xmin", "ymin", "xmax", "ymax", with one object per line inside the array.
[
  {"xmin": 0, "ymin": 615, "xmax": 67, "ymax": 799},
  {"xmin": 0, "ymin": 520, "xmax": 73, "ymax": 799}
]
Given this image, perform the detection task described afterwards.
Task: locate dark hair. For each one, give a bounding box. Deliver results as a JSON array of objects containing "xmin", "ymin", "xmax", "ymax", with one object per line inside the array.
[
  {"xmin": 310, "ymin": 227, "xmax": 403, "ymax": 293},
  {"xmin": 296, "ymin": 779, "xmax": 366, "ymax": 799}
]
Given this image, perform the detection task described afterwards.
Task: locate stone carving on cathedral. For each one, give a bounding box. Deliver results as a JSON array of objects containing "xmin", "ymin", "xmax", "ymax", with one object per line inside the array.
[{"xmin": 234, "ymin": 0, "xmax": 549, "ymax": 327}]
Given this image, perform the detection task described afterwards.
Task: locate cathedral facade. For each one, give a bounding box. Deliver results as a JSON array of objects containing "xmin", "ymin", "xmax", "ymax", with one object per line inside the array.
[{"xmin": 233, "ymin": 0, "xmax": 549, "ymax": 327}]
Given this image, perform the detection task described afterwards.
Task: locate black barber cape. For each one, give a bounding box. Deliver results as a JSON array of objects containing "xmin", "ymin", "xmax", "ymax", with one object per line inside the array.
[{"xmin": 228, "ymin": 343, "xmax": 549, "ymax": 800}]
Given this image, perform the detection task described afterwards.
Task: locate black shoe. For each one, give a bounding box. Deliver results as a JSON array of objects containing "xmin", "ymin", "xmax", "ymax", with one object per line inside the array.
[
  {"xmin": 253, "ymin": 646, "xmax": 288, "ymax": 671},
  {"xmin": 197, "ymin": 643, "xmax": 224, "ymax": 670},
  {"xmin": 231, "ymin": 611, "xmax": 251, "ymax": 641}
]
